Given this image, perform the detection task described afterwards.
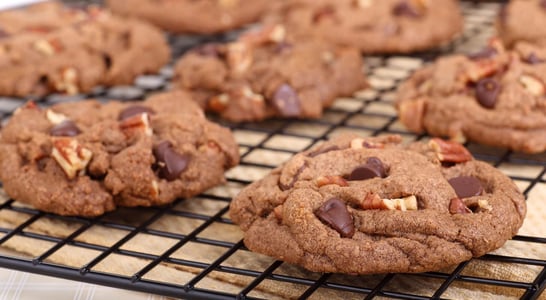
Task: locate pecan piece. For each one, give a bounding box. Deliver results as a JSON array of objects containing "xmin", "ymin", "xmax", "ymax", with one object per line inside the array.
[
  {"xmin": 460, "ymin": 59, "xmax": 499, "ymax": 83},
  {"xmin": 449, "ymin": 198, "xmax": 472, "ymax": 214},
  {"xmin": 519, "ymin": 74, "xmax": 545, "ymax": 96},
  {"xmin": 361, "ymin": 193, "xmax": 418, "ymax": 211},
  {"xmin": 53, "ymin": 67, "xmax": 79, "ymax": 95},
  {"xmin": 239, "ymin": 24, "xmax": 286, "ymax": 46},
  {"xmin": 226, "ymin": 42, "xmax": 252, "ymax": 75},
  {"xmin": 398, "ymin": 98, "xmax": 426, "ymax": 133},
  {"xmin": 51, "ymin": 138, "xmax": 93, "ymax": 179},
  {"xmin": 316, "ymin": 175, "xmax": 349, "ymax": 187},
  {"xmin": 120, "ymin": 112, "xmax": 153, "ymax": 137},
  {"xmin": 428, "ymin": 138, "xmax": 472, "ymax": 163},
  {"xmin": 46, "ymin": 110, "xmax": 68, "ymax": 125}
]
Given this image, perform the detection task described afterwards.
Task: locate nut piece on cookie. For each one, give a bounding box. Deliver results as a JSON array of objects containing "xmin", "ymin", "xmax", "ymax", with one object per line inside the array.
[
  {"xmin": 119, "ymin": 113, "xmax": 153, "ymax": 137},
  {"xmin": 230, "ymin": 134, "xmax": 525, "ymax": 274},
  {"xmin": 428, "ymin": 138, "xmax": 472, "ymax": 163},
  {"xmin": 361, "ymin": 193, "xmax": 418, "ymax": 211},
  {"xmin": 51, "ymin": 138, "xmax": 93, "ymax": 179}
]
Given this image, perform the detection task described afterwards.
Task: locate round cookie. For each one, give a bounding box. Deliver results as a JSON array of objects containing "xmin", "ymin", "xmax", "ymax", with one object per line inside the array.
[
  {"xmin": 0, "ymin": 91, "xmax": 240, "ymax": 217},
  {"xmin": 0, "ymin": 2, "xmax": 170, "ymax": 97},
  {"xmin": 106, "ymin": 0, "xmax": 271, "ymax": 34},
  {"xmin": 397, "ymin": 39, "xmax": 546, "ymax": 153},
  {"xmin": 173, "ymin": 24, "xmax": 368, "ymax": 122},
  {"xmin": 497, "ymin": 0, "xmax": 546, "ymax": 48},
  {"xmin": 229, "ymin": 134, "xmax": 526, "ymax": 274},
  {"xmin": 263, "ymin": 0, "xmax": 463, "ymax": 54}
]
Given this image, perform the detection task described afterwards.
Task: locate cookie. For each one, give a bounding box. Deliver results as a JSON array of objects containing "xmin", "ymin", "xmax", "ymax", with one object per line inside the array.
[
  {"xmin": 0, "ymin": 91, "xmax": 240, "ymax": 217},
  {"xmin": 497, "ymin": 0, "xmax": 546, "ymax": 48},
  {"xmin": 263, "ymin": 0, "xmax": 463, "ymax": 54},
  {"xmin": 396, "ymin": 39, "xmax": 546, "ymax": 153},
  {"xmin": 106, "ymin": 0, "xmax": 271, "ymax": 34},
  {"xmin": 0, "ymin": 2, "xmax": 170, "ymax": 98},
  {"xmin": 229, "ymin": 134, "xmax": 526, "ymax": 274},
  {"xmin": 173, "ymin": 24, "xmax": 368, "ymax": 122}
]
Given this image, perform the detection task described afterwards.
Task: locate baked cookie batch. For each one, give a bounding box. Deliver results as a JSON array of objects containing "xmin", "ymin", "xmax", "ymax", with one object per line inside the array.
[{"xmin": 0, "ymin": 0, "xmax": 537, "ymax": 275}]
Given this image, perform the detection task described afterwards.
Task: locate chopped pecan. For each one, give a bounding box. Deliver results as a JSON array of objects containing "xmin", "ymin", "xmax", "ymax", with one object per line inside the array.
[
  {"xmin": 398, "ymin": 98, "xmax": 426, "ymax": 133},
  {"xmin": 33, "ymin": 39, "xmax": 62, "ymax": 56},
  {"xmin": 460, "ymin": 59, "xmax": 499, "ymax": 83},
  {"xmin": 449, "ymin": 198, "xmax": 472, "ymax": 214},
  {"xmin": 51, "ymin": 138, "xmax": 93, "ymax": 179},
  {"xmin": 428, "ymin": 138, "xmax": 472, "ymax": 163},
  {"xmin": 150, "ymin": 180, "xmax": 159, "ymax": 199},
  {"xmin": 519, "ymin": 74, "xmax": 545, "ymax": 96},
  {"xmin": 226, "ymin": 42, "xmax": 253, "ymax": 75},
  {"xmin": 53, "ymin": 67, "xmax": 79, "ymax": 95},
  {"xmin": 119, "ymin": 112, "xmax": 153, "ymax": 137},
  {"xmin": 208, "ymin": 94, "xmax": 230, "ymax": 112},
  {"xmin": 46, "ymin": 110, "xmax": 68, "ymax": 125},
  {"xmin": 361, "ymin": 193, "xmax": 418, "ymax": 211},
  {"xmin": 273, "ymin": 205, "xmax": 283, "ymax": 221},
  {"xmin": 239, "ymin": 24, "xmax": 286, "ymax": 46},
  {"xmin": 316, "ymin": 175, "xmax": 349, "ymax": 187}
]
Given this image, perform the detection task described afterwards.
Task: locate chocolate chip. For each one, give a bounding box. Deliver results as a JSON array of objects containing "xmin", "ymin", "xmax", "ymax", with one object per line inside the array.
[
  {"xmin": 540, "ymin": 0, "xmax": 546, "ymax": 9},
  {"xmin": 308, "ymin": 145, "xmax": 339, "ymax": 157},
  {"xmin": 315, "ymin": 197, "xmax": 354, "ymax": 238},
  {"xmin": 348, "ymin": 157, "xmax": 386, "ymax": 180},
  {"xmin": 467, "ymin": 47, "xmax": 497, "ymax": 60},
  {"xmin": 274, "ymin": 41, "xmax": 293, "ymax": 54},
  {"xmin": 118, "ymin": 105, "xmax": 155, "ymax": 121},
  {"xmin": 272, "ymin": 84, "xmax": 301, "ymax": 117},
  {"xmin": 153, "ymin": 141, "xmax": 189, "ymax": 181},
  {"xmin": 525, "ymin": 52, "xmax": 544, "ymax": 65},
  {"xmin": 448, "ymin": 176, "xmax": 483, "ymax": 199},
  {"xmin": 392, "ymin": 0, "xmax": 422, "ymax": 18},
  {"xmin": 449, "ymin": 198, "xmax": 472, "ymax": 214},
  {"xmin": 50, "ymin": 120, "xmax": 81, "ymax": 137},
  {"xmin": 475, "ymin": 78, "xmax": 500, "ymax": 109}
]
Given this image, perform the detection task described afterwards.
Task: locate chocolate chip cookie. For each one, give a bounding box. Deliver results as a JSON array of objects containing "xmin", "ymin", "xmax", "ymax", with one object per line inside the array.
[
  {"xmin": 497, "ymin": 0, "xmax": 546, "ymax": 48},
  {"xmin": 229, "ymin": 134, "xmax": 526, "ymax": 274},
  {"xmin": 397, "ymin": 39, "xmax": 546, "ymax": 153},
  {"xmin": 173, "ymin": 24, "xmax": 368, "ymax": 122},
  {"xmin": 0, "ymin": 91, "xmax": 240, "ymax": 217},
  {"xmin": 106, "ymin": 0, "xmax": 271, "ymax": 34},
  {"xmin": 264, "ymin": 0, "xmax": 463, "ymax": 54},
  {"xmin": 0, "ymin": 2, "xmax": 170, "ymax": 98}
]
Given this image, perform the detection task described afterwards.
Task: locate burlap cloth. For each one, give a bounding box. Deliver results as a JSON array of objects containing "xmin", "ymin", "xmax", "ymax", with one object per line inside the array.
[{"xmin": 0, "ymin": 170, "xmax": 544, "ymax": 299}]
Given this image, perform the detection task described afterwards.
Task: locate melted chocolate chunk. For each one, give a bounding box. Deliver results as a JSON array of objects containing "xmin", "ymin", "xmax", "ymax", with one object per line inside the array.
[
  {"xmin": 541, "ymin": 0, "xmax": 546, "ymax": 9},
  {"xmin": 392, "ymin": 0, "xmax": 423, "ymax": 18},
  {"xmin": 348, "ymin": 157, "xmax": 387, "ymax": 180},
  {"xmin": 315, "ymin": 197, "xmax": 354, "ymax": 238},
  {"xmin": 272, "ymin": 84, "xmax": 301, "ymax": 117},
  {"xmin": 448, "ymin": 176, "xmax": 483, "ymax": 199},
  {"xmin": 475, "ymin": 78, "xmax": 500, "ymax": 109},
  {"xmin": 153, "ymin": 141, "xmax": 189, "ymax": 181},
  {"xmin": 50, "ymin": 120, "xmax": 81, "ymax": 137},
  {"xmin": 119, "ymin": 105, "xmax": 155, "ymax": 121}
]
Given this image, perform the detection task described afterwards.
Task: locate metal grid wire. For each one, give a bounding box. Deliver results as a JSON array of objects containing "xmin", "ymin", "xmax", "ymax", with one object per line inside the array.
[{"xmin": 0, "ymin": 1, "xmax": 544, "ymax": 299}]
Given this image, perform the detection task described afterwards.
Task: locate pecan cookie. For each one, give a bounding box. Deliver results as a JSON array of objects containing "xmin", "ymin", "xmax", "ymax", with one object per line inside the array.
[
  {"xmin": 263, "ymin": 0, "xmax": 463, "ymax": 54},
  {"xmin": 397, "ymin": 39, "xmax": 546, "ymax": 153},
  {"xmin": 497, "ymin": 0, "xmax": 546, "ymax": 48},
  {"xmin": 106, "ymin": 0, "xmax": 271, "ymax": 34},
  {"xmin": 0, "ymin": 91, "xmax": 239, "ymax": 217},
  {"xmin": 173, "ymin": 24, "xmax": 367, "ymax": 122},
  {"xmin": 229, "ymin": 134, "xmax": 526, "ymax": 274},
  {"xmin": 0, "ymin": 1, "xmax": 170, "ymax": 97}
]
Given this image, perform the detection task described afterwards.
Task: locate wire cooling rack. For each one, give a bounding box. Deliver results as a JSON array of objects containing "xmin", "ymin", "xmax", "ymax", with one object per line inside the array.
[{"xmin": 0, "ymin": 1, "xmax": 544, "ymax": 299}]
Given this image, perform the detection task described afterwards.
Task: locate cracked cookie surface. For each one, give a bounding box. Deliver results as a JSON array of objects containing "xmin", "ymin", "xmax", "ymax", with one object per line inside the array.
[
  {"xmin": 397, "ymin": 40, "xmax": 546, "ymax": 153},
  {"xmin": 263, "ymin": 0, "xmax": 463, "ymax": 54},
  {"xmin": 0, "ymin": 91, "xmax": 240, "ymax": 217},
  {"xmin": 173, "ymin": 24, "xmax": 367, "ymax": 122},
  {"xmin": 229, "ymin": 134, "xmax": 525, "ymax": 274},
  {"xmin": 106, "ymin": 0, "xmax": 271, "ymax": 34},
  {"xmin": 0, "ymin": 1, "xmax": 170, "ymax": 97}
]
